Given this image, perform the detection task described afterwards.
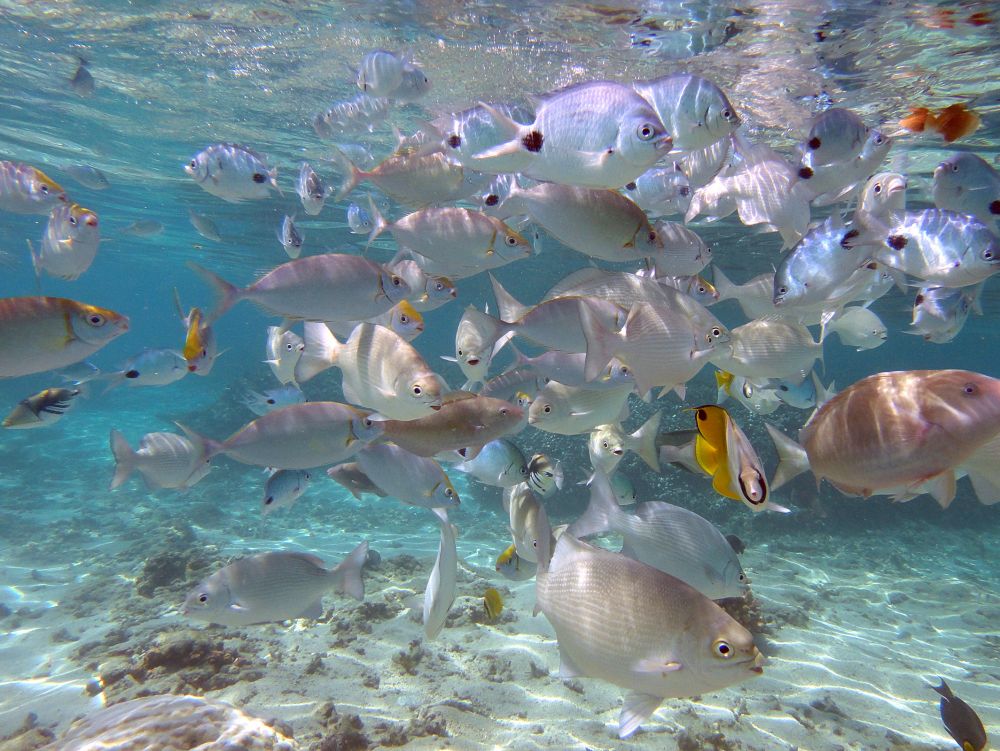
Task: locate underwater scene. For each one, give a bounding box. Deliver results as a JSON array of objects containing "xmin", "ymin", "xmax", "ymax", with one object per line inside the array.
[{"xmin": 1, "ymin": 1, "xmax": 999, "ymax": 749}]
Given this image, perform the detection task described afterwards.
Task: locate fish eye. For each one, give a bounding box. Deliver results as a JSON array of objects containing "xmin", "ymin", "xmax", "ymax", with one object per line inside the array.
[
  {"xmin": 698, "ymin": 284, "xmax": 707, "ymax": 294},
  {"xmin": 963, "ymin": 382, "xmax": 978, "ymax": 395},
  {"xmin": 399, "ymin": 314, "xmax": 410, "ymax": 324},
  {"xmin": 602, "ymin": 441, "xmax": 609, "ymax": 449},
  {"xmin": 951, "ymin": 162, "xmax": 960, "ymax": 172},
  {"xmin": 713, "ymin": 639, "xmax": 733, "ymax": 658},
  {"xmin": 189, "ymin": 160, "xmax": 197, "ymax": 168},
  {"xmin": 412, "ymin": 385, "xmax": 422, "ymax": 396},
  {"xmin": 285, "ymin": 343, "xmax": 294, "ymax": 351},
  {"xmin": 779, "ymin": 384, "xmax": 789, "ymax": 392},
  {"xmin": 504, "ymin": 234, "xmax": 519, "ymax": 246},
  {"xmin": 364, "ymin": 417, "xmax": 375, "ymax": 427},
  {"xmin": 637, "ymin": 123, "xmax": 656, "ymax": 141},
  {"xmin": 777, "ymin": 286, "xmax": 787, "ymax": 295},
  {"xmin": 983, "ymin": 249, "xmax": 994, "ymax": 260},
  {"xmin": 648, "ymin": 230, "xmax": 657, "ymax": 243},
  {"xmin": 739, "ymin": 573, "xmax": 747, "ymax": 582},
  {"xmin": 542, "ymin": 405, "xmax": 552, "ymax": 413},
  {"xmin": 40, "ymin": 184, "xmax": 49, "ymax": 194},
  {"xmin": 445, "ymin": 487, "xmax": 454, "ymax": 497},
  {"xmin": 198, "ymin": 593, "xmax": 209, "ymax": 604},
  {"xmin": 264, "ymin": 496, "xmax": 274, "ymax": 505},
  {"xmin": 619, "ymin": 365, "xmax": 629, "ymax": 375},
  {"xmin": 457, "ymin": 348, "xmax": 464, "ymax": 356},
  {"xmin": 266, "ymin": 398, "xmax": 276, "ymax": 404},
  {"xmin": 722, "ymin": 108, "xmax": 733, "ymax": 120},
  {"xmin": 69, "ymin": 215, "xmax": 78, "ymax": 226},
  {"xmin": 499, "ymin": 407, "xmax": 509, "ymax": 416},
  {"xmin": 873, "ymin": 183, "xmax": 882, "ymax": 194},
  {"xmin": 87, "ymin": 313, "xmax": 106, "ymax": 327},
  {"xmin": 519, "ymin": 466, "xmax": 528, "ymax": 475},
  {"xmin": 392, "ymin": 276, "xmax": 403, "ymax": 286}
]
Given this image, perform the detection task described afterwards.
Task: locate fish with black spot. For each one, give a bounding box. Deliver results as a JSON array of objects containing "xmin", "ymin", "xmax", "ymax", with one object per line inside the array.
[{"xmin": 184, "ymin": 143, "xmax": 279, "ymax": 203}]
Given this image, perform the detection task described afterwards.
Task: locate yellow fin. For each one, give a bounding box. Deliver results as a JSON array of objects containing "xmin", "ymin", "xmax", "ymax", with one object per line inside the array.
[{"xmin": 483, "ymin": 587, "xmax": 503, "ymax": 621}]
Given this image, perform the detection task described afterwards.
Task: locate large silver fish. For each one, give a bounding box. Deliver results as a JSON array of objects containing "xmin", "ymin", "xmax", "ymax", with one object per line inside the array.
[
  {"xmin": 472, "ymin": 81, "xmax": 672, "ymax": 188},
  {"xmin": 190, "ymin": 254, "xmax": 410, "ymax": 323},
  {"xmin": 184, "ymin": 143, "xmax": 278, "ymax": 202},
  {"xmin": 633, "ymin": 73, "xmax": 740, "ymax": 153},
  {"xmin": 183, "ymin": 543, "xmax": 367, "ymax": 627},
  {"xmin": 30, "ymin": 203, "xmax": 100, "ymax": 281},
  {"xmin": 932, "ymin": 152, "xmax": 1000, "ymax": 231},
  {"xmin": 109, "ymin": 429, "xmax": 211, "ymax": 491},
  {"xmin": 535, "ymin": 533, "xmax": 763, "ymax": 738},
  {"xmin": 528, "ymin": 381, "xmax": 632, "ymax": 436},
  {"xmin": 295, "ymin": 322, "xmax": 445, "ymax": 419},
  {"xmin": 569, "ymin": 473, "xmax": 749, "ymax": 600},
  {"xmin": 355, "ymin": 443, "xmax": 459, "ymax": 509},
  {"xmin": 183, "ymin": 402, "xmax": 383, "ymax": 470}
]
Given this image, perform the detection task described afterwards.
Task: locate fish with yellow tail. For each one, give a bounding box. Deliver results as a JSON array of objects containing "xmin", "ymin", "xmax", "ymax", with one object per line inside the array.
[
  {"xmin": 0, "ymin": 297, "xmax": 129, "ymax": 379},
  {"xmin": 767, "ymin": 369, "xmax": 1000, "ymax": 509},
  {"xmin": 175, "ymin": 290, "xmax": 218, "ymax": 376},
  {"xmin": 692, "ymin": 404, "xmax": 788, "ymax": 513},
  {"xmin": 483, "ymin": 588, "xmax": 504, "ymax": 621},
  {"xmin": 931, "ymin": 678, "xmax": 988, "ymax": 751}
]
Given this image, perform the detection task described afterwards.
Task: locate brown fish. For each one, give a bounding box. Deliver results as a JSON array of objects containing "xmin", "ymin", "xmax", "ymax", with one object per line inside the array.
[
  {"xmin": 767, "ymin": 370, "xmax": 1000, "ymax": 508},
  {"xmin": 379, "ymin": 391, "xmax": 524, "ymax": 459}
]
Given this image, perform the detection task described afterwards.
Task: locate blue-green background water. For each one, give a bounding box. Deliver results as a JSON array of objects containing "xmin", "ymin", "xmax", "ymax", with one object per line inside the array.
[{"xmin": 1, "ymin": 2, "xmax": 998, "ymax": 749}]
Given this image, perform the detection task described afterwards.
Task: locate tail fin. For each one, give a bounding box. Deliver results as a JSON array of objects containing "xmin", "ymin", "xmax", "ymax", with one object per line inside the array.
[
  {"xmin": 295, "ymin": 322, "xmax": 343, "ymax": 383},
  {"xmin": 765, "ymin": 423, "xmax": 811, "ymax": 489},
  {"xmin": 470, "ymin": 102, "xmax": 528, "ymax": 162},
  {"xmin": 330, "ymin": 540, "xmax": 368, "ymax": 601},
  {"xmin": 268, "ymin": 166, "xmax": 283, "ymax": 197},
  {"xmin": 566, "ymin": 471, "xmax": 622, "ymax": 540},
  {"xmin": 109, "ymin": 429, "xmax": 135, "ymax": 490},
  {"xmin": 489, "ymin": 273, "xmax": 528, "ymax": 322},
  {"xmin": 188, "ymin": 262, "xmax": 242, "ymax": 322},
  {"xmin": 631, "ymin": 411, "xmax": 662, "ymax": 471},
  {"xmin": 712, "ymin": 265, "xmax": 738, "ymax": 300},
  {"xmin": 365, "ymin": 193, "xmax": 390, "ymax": 251},
  {"xmin": 331, "ymin": 146, "xmax": 364, "ymax": 201},
  {"xmin": 174, "ymin": 421, "xmax": 224, "ymax": 461},
  {"xmin": 580, "ymin": 303, "xmax": 619, "ymax": 383},
  {"xmin": 930, "ymin": 678, "xmax": 954, "ymax": 700}
]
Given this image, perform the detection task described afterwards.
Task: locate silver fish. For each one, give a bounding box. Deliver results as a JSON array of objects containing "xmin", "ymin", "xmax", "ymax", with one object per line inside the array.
[
  {"xmin": 909, "ymin": 285, "xmax": 979, "ymax": 343},
  {"xmin": 356, "ymin": 49, "xmax": 406, "ymax": 97},
  {"xmin": 452, "ymin": 438, "xmax": 528, "ymax": 488},
  {"xmin": 472, "ymin": 81, "xmax": 672, "ymax": 188},
  {"xmin": 355, "ymin": 443, "xmax": 459, "ymax": 509},
  {"xmin": 588, "ymin": 413, "xmax": 662, "ymax": 478},
  {"xmin": 797, "ymin": 108, "xmax": 869, "ymax": 169},
  {"xmin": 262, "ymin": 469, "xmax": 312, "ymax": 517},
  {"xmin": 121, "ymin": 219, "xmax": 164, "ymax": 236},
  {"xmin": 109, "ymin": 429, "xmax": 211, "ymax": 491},
  {"xmin": 297, "ymin": 162, "xmax": 327, "ymax": 216},
  {"xmin": 569, "ymin": 473, "xmax": 749, "ymax": 600},
  {"xmin": 241, "ymin": 385, "xmax": 306, "ymax": 416},
  {"xmin": 264, "ymin": 326, "xmax": 304, "ymax": 386},
  {"xmin": 326, "ymin": 462, "xmax": 387, "ymax": 501},
  {"xmin": 535, "ymin": 533, "xmax": 763, "ymax": 738},
  {"xmin": 504, "ymin": 482, "xmax": 553, "ymax": 564},
  {"xmin": 188, "ymin": 209, "xmax": 223, "ymax": 242},
  {"xmin": 932, "ymin": 152, "xmax": 1000, "ymax": 231},
  {"xmin": 711, "ymin": 318, "xmax": 823, "ymax": 382},
  {"xmin": 633, "ymin": 73, "xmax": 740, "ymax": 153},
  {"xmin": 423, "ymin": 508, "xmax": 457, "ymax": 639},
  {"xmin": 279, "ymin": 215, "xmax": 303, "ymax": 259},
  {"xmin": 313, "ymin": 94, "xmax": 391, "ymax": 138},
  {"xmin": 821, "ymin": 307, "xmax": 887, "ymax": 351},
  {"xmin": 183, "ymin": 543, "xmax": 367, "ymax": 627},
  {"xmin": 346, "ymin": 202, "xmax": 372, "ymax": 234},
  {"xmin": 31, "ymin": 203, "xmax": 100, "ymax": 281},
  {"xmin": 64, "ymin": 164, "xmax": 109, "ymax": 190},
  {"xmin": 190, "ymin": 254, "xmax": 410, "ymax": 323},
  {"xmin": 529, "ymin": 381, "xmax": 633, "ymax": 436},
  {"xmin": 184, "ymin": 143, "xmax": 278, "ymax": 203},
  {"xmin": 0, "ymin": 161, "xmax": 67, "ymax": 214},
  {"xmin": 773, "ymin": 216, "xmax": 868, "ymax": 309},
  {"xmin": 623, "ymin": 164, "xmax": 692, "ymax": 217},
  {"xmin": 391, "ymin": 62, "xmax": 430, "ymax": 102},
  {"xmin": 105, "ymin": 348, "xmax": 188, "ymax": 390}
]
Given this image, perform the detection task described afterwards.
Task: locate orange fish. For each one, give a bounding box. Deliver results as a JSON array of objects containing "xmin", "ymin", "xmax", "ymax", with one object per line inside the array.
[{"xmin": 899, "ymin": 103, "xmax": 980, "ymax": 143}]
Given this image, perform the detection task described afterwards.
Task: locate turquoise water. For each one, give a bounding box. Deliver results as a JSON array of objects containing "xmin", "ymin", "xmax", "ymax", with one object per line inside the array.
[{"xmin": 1, "ymin": 2, "xmax": 998, "ymax": 749}]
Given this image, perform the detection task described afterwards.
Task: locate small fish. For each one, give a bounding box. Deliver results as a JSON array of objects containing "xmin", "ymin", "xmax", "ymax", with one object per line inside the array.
[
  {"xmin": 109, "ymin": 429, "xmax": 211, "ymax": 491},
  {"xmin": 182, "ymin": 401, "xmax": 382, "ymax": 471},
  {"xmin": 821, "ymin": 307, "xmax": 887, "ymax": 351},
  {"xmin": 588, "ymin": 413, "xmax": 662, "ymax": 478},
  {"xmin": 262, "ymin": 469, "xmax": 312, "ymax": 517},
  {"xmin": 932, "ymin": 152, "xmax": 1000, "ymax": 232},
  {"xmin": 0, "ymin": 162, "xmax": 68, "ymax": 214},
  {"xmin": 3, "ymin": 387, "xmax": 82, "ymax": 429},
  {"xmin": 693, "ymin": 404, "xmax": 786, "ymax": 513},
  {"xmin": 190, "ymin": 255, "xmax": 410, "ymax": 324},
  {"xmin": 931, "ymin": 678, "xmax": 988, "ymax": 751},
  {"xmin": 900, "ymin": 103, "xmax": 980, "ymax": 143},
  {"xmin": 313, "ymin": 94, "xmax": 391, "ymax": 138},
  {"xmin": 346, "ymin": 202, "xmax": 373, "ymax": 234},
  {"xmin": 504, "ymin": 345, "xmax": 635, "ymax": 392},
  {"xmin": 121, "ymin": 219, "xmax": 164, "ymax": 236},
  {"xmin": 772, "ymin": 216, "xmax": 868, "ymax": 310},
  {"xmin": 622, "ymin": 163, "xmax": 691, "ymax": 217},
  {"xmin": 505, "ymin": 482, "xmax": 554, "ymax": 564},
  {"xmin": 326, "ymin": 300, "xmax": 424, "ymax": 343},
  {"xmin": 326, "ymin": 462, "xmax": 387, "ymax": 501},
  {"xmin": 265, "ymin": 326, "xmax": 304, "ymax": 385},
  {"xmin": 175, "ymin": 295, "xmax": 218, "ymax": 375},
  {"xmin": 797, "ymin": 108, "xmax": 869, "ymax": 169},
  {"xmin": 909, "ymin": 285, "xmax": 979, "ymax": 344},
  {"xmin": 535, "ymin": 534, "xmax": 763, "ymax": 738},
  {"xmin": 0, "ymin": 297, "xmax": 128, "ymax": 379},
  {"xmin": 568, "ymin": 472, "xmax": 750, "ymax": 600},
  {"xmin": 241, "ymin": 385, "xmax": 306, "ymax": 416},
  {"xmin": 188, "ymin": 209, "xmax": 223, "ymax": 242},
  {"xmin": 452, "ymin": 438, "xmax": 528, "ymax": 488},
  {"xmin": 69, "ymin": 56, "xmax": 94, "ymax": 97},
  {"xmin": 390, "ymin": 62, "xmax": 431, "ymax": 102},
  {"xmin": 65, "ymin": 164, "xmax": 109, "ymax": 190},
  {"xmin": 529, "ymin": 382, "xmax": 633, "ymax": 436},
  {"xmin": 278, "ymin": 215, "xmax": 303, "ymax": 259},
  {"xmin": 355, "ymin": 443, "xmax": 460, "ymax": 509},
  {"xmin": 297, "ymin": 162, "xmax": 328, "ymax": 216},
  {"xmin": 388, "ymin": 258, "xmax": 457, "ymax": 313},
  {"xmin": 711, "ymin": 318, "xmax": 822, "ymax": 383},
  {"xmin": 483, "ymin": 587, "xmax": 503, "ymax": 621},
  {"xmin": 30, "ymin": 203, "xmax": 101, "ymax": 281},
  {"xmin": 105, "ymin": 348, "xmax": 188, "ymax": 390},
  {"xmin": 333, "ymin": 148, "xmax": 465, "ymax": 207},
  {"xmin": 423, "ymin": 507, "xmax": 458, "ymax": 640},
  {"xmin": 183, "ymin": 543, "xmax": 367, "ymax": 627},
  {"xmin": 295, "ymin": 322, "xmax": 445, "ymax": 420},
  {"xmin": 762, "ymin": 372, "xmax": 825, "ymax": 410},
  {"xmin": 715, "ymin": 370, "xmax": 781, "ymax": 415},
  {"xmin": 526, "ymin": 453, "xmax": 563, "ymax": 497},
  {"xmin": 356, "ymin": 49, "xmax": 407, "ymax": 97},
  {"xmin": 185, "ymin": 143, "xmax": 279, "ymax": 203},
  {"xmin": 495, "ymin": 542, "xmax": 537, "ymax": 581}
]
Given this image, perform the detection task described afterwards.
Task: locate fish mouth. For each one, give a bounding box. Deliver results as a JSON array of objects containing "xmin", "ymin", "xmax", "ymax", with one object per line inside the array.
[
  {"xmin": 613, "ymin": 449, "xmax": 624, "ymax": 456},
  {"xmin": 743, "ymin": 648, "xmax": 766, "ymax": 674},
  {"xmin": 429, "ymin": 404, "xmax": 442, "ymax": 411},
  {"xmin": 466, "ymin": 357, "xmax": 480, "ymax": 366},
  {"xmin": 188, "ymin": 364, "xmax": 198, "ymax": 372}
]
